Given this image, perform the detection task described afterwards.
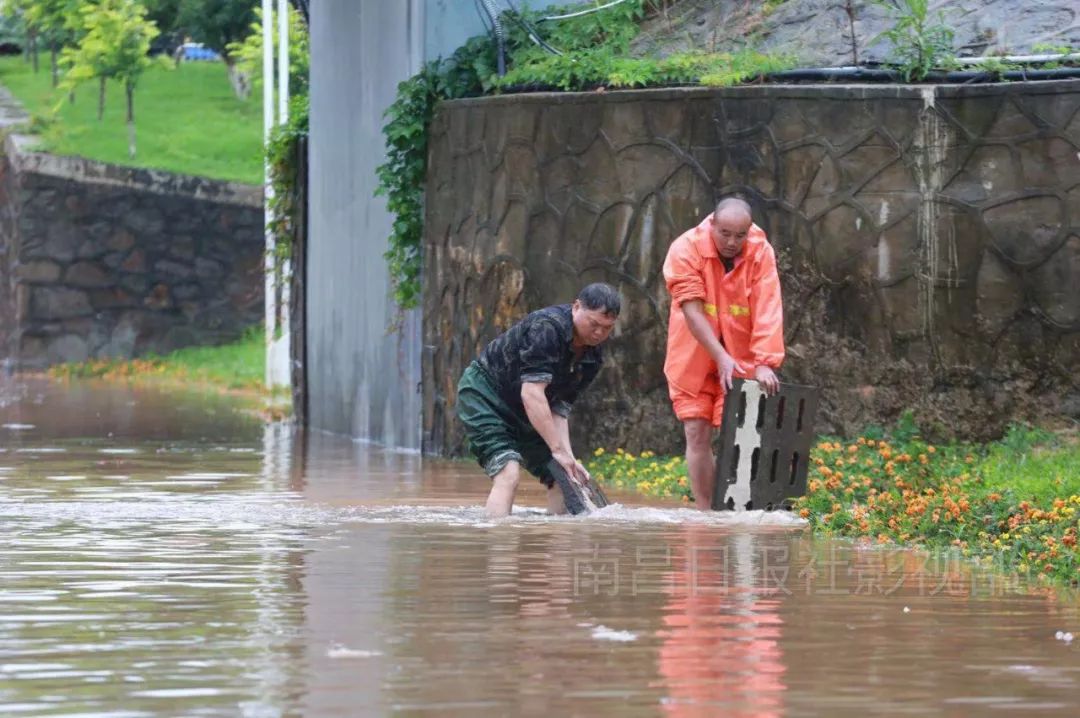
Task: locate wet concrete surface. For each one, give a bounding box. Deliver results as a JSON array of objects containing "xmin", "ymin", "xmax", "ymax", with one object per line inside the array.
[{"xmin": 1, "ymin": 378, "xmax": 1078, "ymax": 716}]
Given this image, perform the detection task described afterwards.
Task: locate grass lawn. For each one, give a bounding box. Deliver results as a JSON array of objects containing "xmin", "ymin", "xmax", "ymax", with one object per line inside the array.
[
  {"xmin": 48, "ymin": 326, "xmax": 292, "ymax": 419},
  {"xmin": 51, "ymin": 326, "xmax": 266, "ymax": 390},
  {"xmin": 0, "ymin": 56, "xmax": 263, "ymax": 184}
]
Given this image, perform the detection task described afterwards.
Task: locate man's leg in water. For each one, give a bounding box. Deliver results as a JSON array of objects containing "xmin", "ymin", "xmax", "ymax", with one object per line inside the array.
[
  {"xmin": 546, "ymin": 485, "xmax": 568, "ymax": 515},
  {"xmin": 486, "ymin": 460, "xmax": 521, "ymax": 517}
]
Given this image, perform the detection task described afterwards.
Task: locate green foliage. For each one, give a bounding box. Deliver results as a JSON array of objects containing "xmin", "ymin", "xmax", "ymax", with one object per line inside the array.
[
  {"xmin": 225, "ymin": 4, "xmax": 309, "ymax": 94},
  {"xmin": 506, "ymin": 0, "xmax": 647, "ymax": 63},
  {"xmin": 266, "ymin": 92, "xmax": 308, "ymax": 264},
  {"xmin": 872, "ymin": 0, "xmax": 955, "ymax": 81},
  {"xmin": 1030, "ymin": 42, "xmax": 1077, "ymax": 70},
  {"xmin": 762, "ymin": 0, "xmax": 788, "ymax": 16},
  {"xmin": 892, "ymin": 409, "xmax": 920, "ymax": 443},
  {"xmin": 141, "ymin": 0, "xmax": 183, "ymax": 33},
  {"xmin": 496, "ymin": 48, "xmax": 793, "ymax": 90},
  {"xmin": 970, "ymin": 55, "xmax": 1022, "ymax": 76},
  {"xmin": 1031, "ymin": 42, "xmax": 1076, "ymax": 56},
  {"xmin": 376, "ymin": 67, "xmax": 441, "ymax": 310},
  {"xmin": 22, "ymin": 0, "xmax": 76, "ymax": 44}
]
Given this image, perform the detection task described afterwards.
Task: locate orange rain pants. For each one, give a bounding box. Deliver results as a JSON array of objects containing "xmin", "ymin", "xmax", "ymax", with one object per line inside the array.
[{"xmin": 663, "ymin": 215, "xmax": 785, "ymax": 427}]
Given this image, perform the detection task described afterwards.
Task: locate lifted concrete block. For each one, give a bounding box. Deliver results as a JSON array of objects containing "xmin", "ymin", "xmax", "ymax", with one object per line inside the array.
[
  {"xmin": 545, "ymin": 459, "xmax": 611, "ymax": 515},
  {"xmin": 713, "ymin": 379, "xmax": 821, "ymax": 512}
]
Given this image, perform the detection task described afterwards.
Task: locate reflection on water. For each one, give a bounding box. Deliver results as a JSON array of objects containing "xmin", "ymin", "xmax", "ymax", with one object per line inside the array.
[{"xmin": 1, "ymin": 378, "xmax": 1078, "ymax": 716}]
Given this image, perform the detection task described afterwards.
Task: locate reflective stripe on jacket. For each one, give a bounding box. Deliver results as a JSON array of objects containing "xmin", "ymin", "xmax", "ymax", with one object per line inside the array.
[{"xmin": 663, "ymin": 215, "xmax": 785, "ymax": 395}]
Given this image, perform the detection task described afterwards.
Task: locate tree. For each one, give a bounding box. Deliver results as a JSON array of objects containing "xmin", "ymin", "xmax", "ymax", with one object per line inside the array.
[
  {"xmin": 142, "ymin": 0, "xmax": 182, "ymax": 32},
  {"xmin": 225, "ymin": 3, "xmax": 308, "ymax": 95},
  {"xmin": 141, "ymin": 0, "xmax": 183, "ymax": 54},
  {"xmin": 63, "ymin": 0, "xmax": 162, "ymax": 157},
  {"xmin": 1, "ymin": 0, "xmax": 41, "ymax": 73},
  {"xmin": 174, "ymin": 0, "xmax": 256, "ymax": 98},
  {"xmin": 24, "ymin": 0, "xmax": 82, "ymax": 87}
]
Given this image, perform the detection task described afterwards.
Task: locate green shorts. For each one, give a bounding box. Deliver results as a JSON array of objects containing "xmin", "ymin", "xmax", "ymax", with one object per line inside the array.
[{"xmin": 456, "ymin": 361, "xmax": 556, "ymax": 488}]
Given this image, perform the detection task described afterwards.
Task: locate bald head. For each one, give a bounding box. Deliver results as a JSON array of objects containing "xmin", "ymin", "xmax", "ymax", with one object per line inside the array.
[
  {"xmin": 714, "ymin": 197, "xmax": 752, "ymax": 223},
  {"xmin": 710, "ymin": 197, "xmax": 753, "ymax": 259}
]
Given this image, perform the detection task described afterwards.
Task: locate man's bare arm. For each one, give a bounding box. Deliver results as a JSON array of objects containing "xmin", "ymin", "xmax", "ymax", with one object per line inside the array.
[
  {"xmin": 682, "ymin": 299, "xmax": 745, "ymax": 390},
  {"xmin": 521, "ymin": 382, "xmax": 581, "ymax": 480}
]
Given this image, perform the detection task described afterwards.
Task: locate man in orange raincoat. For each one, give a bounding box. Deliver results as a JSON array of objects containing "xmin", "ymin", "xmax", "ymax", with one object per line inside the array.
[{"xmin": 663, "ymin": 197, "xmax": 785, "ymax": 508}]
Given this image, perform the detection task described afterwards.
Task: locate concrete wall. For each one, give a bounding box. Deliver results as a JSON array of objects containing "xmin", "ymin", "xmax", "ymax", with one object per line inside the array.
[
  {"xmin": 0, "ymin": 135, "xmax": 264, "ymax": 368},
  {"xmin": 422, "ymin": 80, "xmax": 1080, "ymax": 455},
  {"xmin": 307, "ymin": 0, "xmax": 517, "ymax": 448}
]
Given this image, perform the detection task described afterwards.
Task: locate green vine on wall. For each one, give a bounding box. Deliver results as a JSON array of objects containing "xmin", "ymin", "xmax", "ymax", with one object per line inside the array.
[
  {"xmin": 266, "ymin": 92, "xmax": 309, "ymax": 265},
  {"xmin": 375, "ymin": 68, "xmax": 440, "ymax": 311}
]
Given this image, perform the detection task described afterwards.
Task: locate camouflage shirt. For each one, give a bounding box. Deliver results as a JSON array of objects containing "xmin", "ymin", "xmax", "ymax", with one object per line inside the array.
[{"xmin": 477, "ymin": 304, "xmax": 603, "ymax": 419}]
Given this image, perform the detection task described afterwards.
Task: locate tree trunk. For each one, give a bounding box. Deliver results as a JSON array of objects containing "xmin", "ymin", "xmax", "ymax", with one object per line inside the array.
[
  {"xmin": 50, "ymin": 44, "xmax": 58, "ymax": 88},
  {"xmin": 126, "ymin": 83, "xmax": 136, "ymax": 158},
  {"xmin": 224, "ymin": 58, "xmax": 251, "ymax": 101},
  {"xmin": 98, "ymin": 77, "xmax": 106, "ymax": 120},
  {"xmin": 30, "ymin": 34, "xmax": 39, "ymax": 73}
]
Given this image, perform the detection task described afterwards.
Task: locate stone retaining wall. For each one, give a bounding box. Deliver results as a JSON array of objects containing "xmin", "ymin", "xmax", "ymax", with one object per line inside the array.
[
  {"xmin": 0, "ymin": 133, "xmax": 264, "ymax": 367},
  {"xmin": 422, "ymin": 80, "xmax": 1080, "ymax": 455}
]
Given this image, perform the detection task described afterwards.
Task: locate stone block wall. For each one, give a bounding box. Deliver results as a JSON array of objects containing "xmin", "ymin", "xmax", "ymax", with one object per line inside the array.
[
  {"xmin": 422, "ymin": 80, "xmax": 1080, "ymax": 455},
  {"xmin": 0, "ymin": 134, "xmax": 264, "ymax": 367}
]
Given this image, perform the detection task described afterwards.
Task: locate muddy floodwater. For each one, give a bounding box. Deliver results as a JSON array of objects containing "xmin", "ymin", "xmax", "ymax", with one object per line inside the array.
[{"xmin": 1, "ymin": 378, "xmax": 1078, "ymax": 717}]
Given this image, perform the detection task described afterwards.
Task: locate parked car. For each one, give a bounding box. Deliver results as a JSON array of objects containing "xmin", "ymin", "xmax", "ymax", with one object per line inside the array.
[{"xmin": 176, "ymin": 42, "xmax": 222, "ymax": 62}]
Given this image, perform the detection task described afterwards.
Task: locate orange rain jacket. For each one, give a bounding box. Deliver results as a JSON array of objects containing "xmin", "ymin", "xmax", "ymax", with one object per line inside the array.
[{"xmin": 663, "ymin": 215, "xmax": 785, "ymax": 395}]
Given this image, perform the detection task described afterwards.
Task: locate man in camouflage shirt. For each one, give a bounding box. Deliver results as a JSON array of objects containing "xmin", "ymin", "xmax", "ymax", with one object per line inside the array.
[{"xmin": 457, "ymin": 283, "xmax": 621, "ymax": 517}]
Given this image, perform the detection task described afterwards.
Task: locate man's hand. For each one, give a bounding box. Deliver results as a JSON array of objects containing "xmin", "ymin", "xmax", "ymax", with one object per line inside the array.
[
  {"xmin": 754, "ymin": 365, "xmax": 780, "ymax": 396},
  {"xmin": 716, "ymin": 349, "xmax": 746, "ymax": 392},
  {"xmin": 552, "ymin": 447, "xmax": 585, "ymax": 485}
]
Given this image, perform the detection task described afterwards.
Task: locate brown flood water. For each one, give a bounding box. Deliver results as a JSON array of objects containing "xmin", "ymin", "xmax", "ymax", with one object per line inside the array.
[{"xmin": 1, "ymin": 377, "xmax": 1078, "ymax": 717}]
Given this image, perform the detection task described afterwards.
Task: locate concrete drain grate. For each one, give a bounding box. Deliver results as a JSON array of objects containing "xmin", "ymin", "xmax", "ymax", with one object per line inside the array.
[{"xmin": 713, "ymin": 379, "xmax": 821, "ymax": 512}]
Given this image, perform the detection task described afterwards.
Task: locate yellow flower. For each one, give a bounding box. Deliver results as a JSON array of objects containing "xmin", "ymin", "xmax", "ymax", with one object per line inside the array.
[{"xmin": 593, "ymin": 447, "xmax": 605, "ymax": 457}]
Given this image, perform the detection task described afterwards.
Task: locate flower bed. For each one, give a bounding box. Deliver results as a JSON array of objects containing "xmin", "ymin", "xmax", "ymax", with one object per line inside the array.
[{"xmin": 585, "ymin": 424, "xmax": 1080, "ymax": 586}]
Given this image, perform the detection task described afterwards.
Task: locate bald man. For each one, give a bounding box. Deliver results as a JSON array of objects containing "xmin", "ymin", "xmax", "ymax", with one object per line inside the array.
[{"xmin": 662, "ymin": 198, "xmax": 785, "ymax": 508}]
